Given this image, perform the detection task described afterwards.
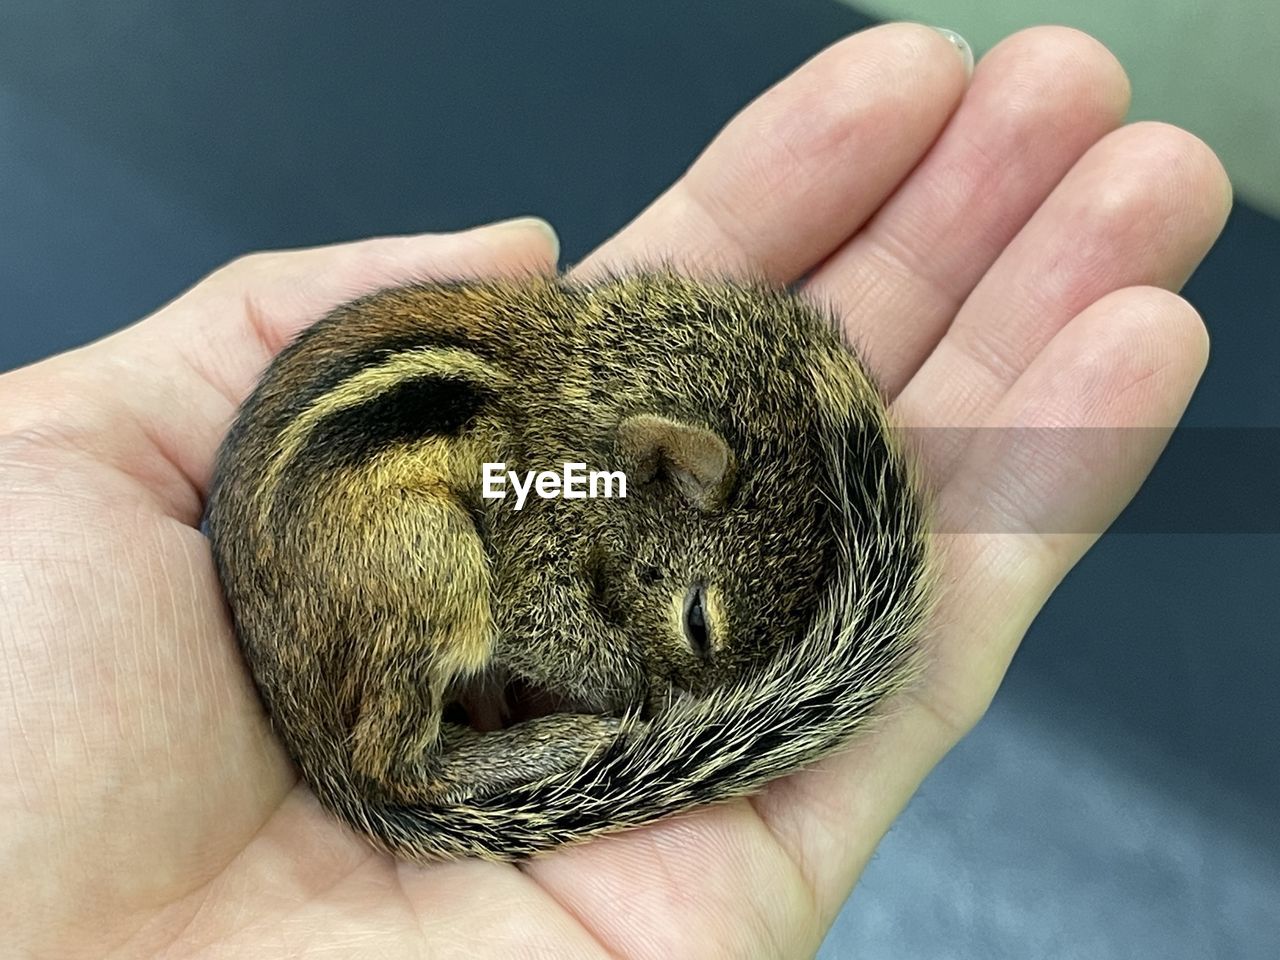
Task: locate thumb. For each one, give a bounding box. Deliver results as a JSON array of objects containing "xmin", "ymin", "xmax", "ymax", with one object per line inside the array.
[{"xmin": 0, "ymin": 218, "xmax": 560, "ymax": 523}]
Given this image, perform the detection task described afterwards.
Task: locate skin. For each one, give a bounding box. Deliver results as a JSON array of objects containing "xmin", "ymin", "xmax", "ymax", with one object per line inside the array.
[{"xmin": 0, "ymin": 22, "xmax": 1228, "ymax": 960}]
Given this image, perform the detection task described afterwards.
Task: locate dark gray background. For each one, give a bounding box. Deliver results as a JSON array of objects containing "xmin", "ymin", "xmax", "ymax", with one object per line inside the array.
[{"xmin": 1, "ymin": 2, "xmax": 1276, "ymax": 957}]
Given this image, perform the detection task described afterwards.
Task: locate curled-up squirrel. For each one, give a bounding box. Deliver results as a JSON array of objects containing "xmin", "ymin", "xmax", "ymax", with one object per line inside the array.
[{"xmin": 206, "ymin": 273, "xmax": 932, "ymax": 861}]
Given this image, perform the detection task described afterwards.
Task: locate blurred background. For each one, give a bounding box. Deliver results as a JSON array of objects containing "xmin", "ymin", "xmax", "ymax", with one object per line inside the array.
[{"xmin": 1, "ymin": 2, "xmax": 1275, "ymax": 957}]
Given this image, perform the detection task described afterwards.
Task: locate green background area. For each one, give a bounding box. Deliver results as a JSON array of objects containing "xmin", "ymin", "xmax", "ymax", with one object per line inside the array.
[{"xmin": 851, "ymin": 0, "xmax": 1280, "ymax": 215}]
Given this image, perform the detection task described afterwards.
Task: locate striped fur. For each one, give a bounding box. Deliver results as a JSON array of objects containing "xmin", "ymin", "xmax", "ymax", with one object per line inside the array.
[{"xmin": 206, "ymin": 273, "xmax": 932, "ymax": 861}]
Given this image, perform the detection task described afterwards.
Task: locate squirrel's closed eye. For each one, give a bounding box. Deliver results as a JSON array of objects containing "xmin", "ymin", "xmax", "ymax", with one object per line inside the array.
[{"xmin": 682, "ymin": 584, "xmax": 712, "ymax": 659}]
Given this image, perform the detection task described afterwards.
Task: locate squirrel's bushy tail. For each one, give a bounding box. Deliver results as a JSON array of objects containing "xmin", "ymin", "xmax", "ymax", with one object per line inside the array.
[{"xmin": 349, "ymin": 404, "xmax": 932, "ymax": 861}]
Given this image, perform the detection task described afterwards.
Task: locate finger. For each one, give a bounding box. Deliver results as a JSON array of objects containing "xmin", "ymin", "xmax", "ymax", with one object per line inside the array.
[
  {"xmin": 575, "ymin": 22, "xmax": 970, "ymax": 282},
  {"xmin": 894, "ymin": 122, "xmax": 1229, "ymax": 481},
  {"xmin": 750, "ymin": 285, "xmax": 1209, "ymax": 923},
  {"xmin": 154, "ymin": 218, "xmax": 560, "ymax": 378},
  {"xmin": 804, "ymin": 26, "xmax": 1131, "ymax": 395},
  {"xmin": 919, "ymin": 285, "xmax": 1208, "ymax": 723},
  {"xmin": 0, "ymin": 219, "xmax": 560, "ymax": 522}
]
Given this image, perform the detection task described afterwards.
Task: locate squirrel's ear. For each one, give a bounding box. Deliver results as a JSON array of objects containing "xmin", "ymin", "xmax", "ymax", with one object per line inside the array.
[{"xmin": 617, "ymin": 414, "xmax": 735, "ymax": 510}]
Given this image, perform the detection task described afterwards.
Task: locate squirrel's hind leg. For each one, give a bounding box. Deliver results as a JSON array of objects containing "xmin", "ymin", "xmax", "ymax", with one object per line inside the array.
[
  {"xmin": 419, "ymin": 714, "xmax": 626, "ymax": 805},
  {"xmin": 349, "ymin": 664, "xmax": 444, "ymax": 802},
  {"xmin": 349, "ymin": 642, "xmax": 628, "ymax": 804},
  {"xmin": 351, "ymin": 678, "xmax": 625, "ymax": 805},
  {"xmin": 344, "ymin": 489, "xmax": 497, "ymax": 804}
]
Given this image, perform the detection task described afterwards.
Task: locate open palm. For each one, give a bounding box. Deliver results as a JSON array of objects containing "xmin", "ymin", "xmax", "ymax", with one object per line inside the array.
[{"xmin": 1, "ymin": 24, "xmax": 1229, "ymax": 959}]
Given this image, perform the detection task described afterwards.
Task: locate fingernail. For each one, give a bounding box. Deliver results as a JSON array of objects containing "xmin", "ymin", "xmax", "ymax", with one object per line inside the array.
[
  {"xmin": 479, "ymin": 216, "xmax": 561, "ymax": 263},
  {"xmin": 932, "ymin": 27, "xmax": 974, "ymax": 78}
]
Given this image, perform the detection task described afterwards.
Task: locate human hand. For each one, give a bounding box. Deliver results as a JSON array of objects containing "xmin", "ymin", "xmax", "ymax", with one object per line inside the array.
[{"xmin": 0, "ymin": 23, "xmax": 1229, "ymax": 959}]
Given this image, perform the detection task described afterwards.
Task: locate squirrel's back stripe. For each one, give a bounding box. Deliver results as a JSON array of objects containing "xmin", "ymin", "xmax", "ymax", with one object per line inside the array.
[
  {"xmin": 289, "ymin": 323, "xmax": 502, "ymax": 425},
  {"xmin": 257, "ymin": 347, "xmax": 505, "ymax": 517}
]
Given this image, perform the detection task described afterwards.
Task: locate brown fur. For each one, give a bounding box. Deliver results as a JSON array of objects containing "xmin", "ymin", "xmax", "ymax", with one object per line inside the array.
[{"xmin": 206, "ymin": 273, "xmax": 932, "ymax": 860}]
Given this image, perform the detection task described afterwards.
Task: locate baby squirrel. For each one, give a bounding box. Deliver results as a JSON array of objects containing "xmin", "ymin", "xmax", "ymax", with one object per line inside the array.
[{"xmin": 206, "ymin": 273, "xmax": 931, "ymax": 861}]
